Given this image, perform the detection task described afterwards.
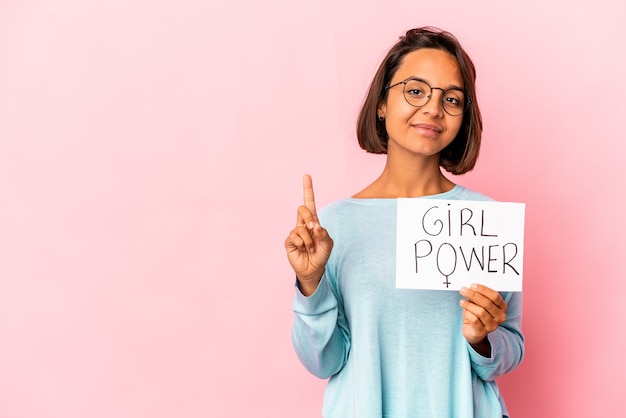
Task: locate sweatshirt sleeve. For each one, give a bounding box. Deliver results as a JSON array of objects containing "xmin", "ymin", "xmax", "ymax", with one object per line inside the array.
[
  {"xmin": 291, "ymin": 273, "xmax": 351, "ymax": 379},
  {"xmin": 467, "ymin": 291, "xmax": 524, "ymax": 381}
]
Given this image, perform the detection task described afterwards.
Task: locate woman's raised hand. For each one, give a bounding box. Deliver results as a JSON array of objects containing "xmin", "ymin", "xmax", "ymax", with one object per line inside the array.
[{"xmin": 284, "ymin": 174, "xmax": 334, "ymax": 296}]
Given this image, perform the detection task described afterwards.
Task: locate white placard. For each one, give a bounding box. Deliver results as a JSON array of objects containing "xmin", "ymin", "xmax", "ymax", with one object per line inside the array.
[{"xmin": 396, "ymin": 199, "xmax": 525, "ymax": 291}]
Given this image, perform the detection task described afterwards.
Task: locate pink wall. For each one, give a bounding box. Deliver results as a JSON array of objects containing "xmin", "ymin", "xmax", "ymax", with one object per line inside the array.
[{"xmin": 1, "ymin": 0, "xmax": 624, "ymax": 416}]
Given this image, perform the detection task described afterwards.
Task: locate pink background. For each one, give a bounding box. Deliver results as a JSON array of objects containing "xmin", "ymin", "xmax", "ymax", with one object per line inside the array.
[{"xmin": 1, "ymin": 1, "xmax": 624, "ymax": 417}]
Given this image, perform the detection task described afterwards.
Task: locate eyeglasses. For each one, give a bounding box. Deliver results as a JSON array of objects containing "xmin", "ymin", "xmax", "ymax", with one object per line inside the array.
[{"xmin": 386, "ymin": 77, "xmax": 471, "ymax": 116}]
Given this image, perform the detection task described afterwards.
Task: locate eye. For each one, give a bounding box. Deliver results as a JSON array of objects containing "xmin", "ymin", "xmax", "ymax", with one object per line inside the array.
[
  {"xmin": 443, "ymin": 91, "xmax": 465, "ymax": 109},
  {"xmin": 406, "ymin": 87, "xmax": 426, "ymax": 97},
  {"xmin": 444, "ymin": 97, "xmax": 460, "ymax": 106},
  {"xmin": 404, "ymin": 80, "xmax": 429, "ymax": 98}
]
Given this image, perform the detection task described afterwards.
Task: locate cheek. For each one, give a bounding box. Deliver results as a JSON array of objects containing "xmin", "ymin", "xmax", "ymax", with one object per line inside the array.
[
  {"xmin": 384, "ymin": 114, "xmax": 410, "ymax": 140},
  {"xmin": 446, "ymin": 119, "xmax": 464, "ymax": 139},
  {"xmin": 385, "ymin": 102, "xmax": 415, "ymax": 126}
]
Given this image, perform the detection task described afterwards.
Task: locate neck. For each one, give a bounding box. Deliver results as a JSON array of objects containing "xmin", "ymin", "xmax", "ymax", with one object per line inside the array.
[{"xmin": 354, "ymin": 153, "xmax": 455, "ymax": 198}]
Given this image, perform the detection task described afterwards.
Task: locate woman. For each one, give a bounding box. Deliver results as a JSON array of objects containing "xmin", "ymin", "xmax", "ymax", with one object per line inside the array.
[{"xmin": 284, "ymin": 27, "xmax": 524, "ymax": 418}]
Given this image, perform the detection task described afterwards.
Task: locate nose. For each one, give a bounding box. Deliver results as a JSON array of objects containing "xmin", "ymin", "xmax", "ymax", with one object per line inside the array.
[{"xmin": 420, "ymin": 88, "xmax": 445, "ymax": 117}]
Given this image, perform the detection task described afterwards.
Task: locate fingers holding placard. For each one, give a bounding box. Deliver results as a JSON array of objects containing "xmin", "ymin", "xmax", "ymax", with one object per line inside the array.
[{"xmin": 459, "ymin": 284, "xmax": 508, "ymax": 346}]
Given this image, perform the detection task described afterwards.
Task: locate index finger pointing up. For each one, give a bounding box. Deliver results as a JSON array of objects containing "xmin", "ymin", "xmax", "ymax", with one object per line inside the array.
[{"xmin": 303, "ymin": 174, "xmax": 317, "ymax": 217}]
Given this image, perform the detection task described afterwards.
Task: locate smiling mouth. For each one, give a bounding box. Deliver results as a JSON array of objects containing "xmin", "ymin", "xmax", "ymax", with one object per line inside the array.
[{"xmin": 412, "ymin": 123, "xmax": 442, "ymax": 136}]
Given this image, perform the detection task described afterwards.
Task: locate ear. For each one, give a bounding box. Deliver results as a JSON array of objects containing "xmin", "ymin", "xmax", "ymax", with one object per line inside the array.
[{"xmin": 377, "ymin": 102, "xmax": 386, "ymax": 119}]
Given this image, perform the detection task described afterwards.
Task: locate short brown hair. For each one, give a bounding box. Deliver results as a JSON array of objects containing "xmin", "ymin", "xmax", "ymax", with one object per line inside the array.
[{"xmin": 357, "ymin": 27, "xmax": 483, "ymax": 175}]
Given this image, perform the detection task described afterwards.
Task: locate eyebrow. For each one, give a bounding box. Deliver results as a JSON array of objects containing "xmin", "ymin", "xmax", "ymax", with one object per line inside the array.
[{"xmin": 404, "ymin": 76, "xmax": 465, "ymax": 91}]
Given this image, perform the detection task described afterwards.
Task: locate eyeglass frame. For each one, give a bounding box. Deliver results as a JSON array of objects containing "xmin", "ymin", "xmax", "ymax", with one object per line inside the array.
[{"xmin": 385, "ymin": 77, "xmax": 472, "ymax": 116}]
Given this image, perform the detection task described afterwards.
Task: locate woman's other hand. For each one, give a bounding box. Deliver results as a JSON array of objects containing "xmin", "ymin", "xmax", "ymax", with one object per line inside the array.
[{"xmin": 459, "ymin": 284, "xmax": 508, "ymax": 356}]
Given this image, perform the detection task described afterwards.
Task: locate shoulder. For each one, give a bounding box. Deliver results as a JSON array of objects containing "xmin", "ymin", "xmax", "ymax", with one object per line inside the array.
[
  {"xmin": 446, "ymin": 185, "xmax": 495, "ymax": 202},
  {"xmin": 318, "ymin": 199, "xmax": 362, "ymax": 224},
  {"xmin": 318, "ymin": 198, "xmax": 395, "ymax": 231},
  {"xmin": 318, "ymin": 198, "xmax": 351, "ymax": 219}
]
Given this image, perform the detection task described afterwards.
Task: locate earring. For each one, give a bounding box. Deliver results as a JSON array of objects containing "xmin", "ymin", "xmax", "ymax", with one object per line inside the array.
[{"xmin": 377, "ymin": 114, "xmax": 385, "ymax": 121}]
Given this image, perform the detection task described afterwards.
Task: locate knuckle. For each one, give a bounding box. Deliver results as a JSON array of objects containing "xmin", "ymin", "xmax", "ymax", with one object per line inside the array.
[
  {"xmin": 285, "ymin": 231, "xmax": 297, "ymax": 243},
  {"xmin": 468, "ymin": 314, "xmax": 482, "ymax": 326},
  {"xmin": 297, "ymin": 225, "xmax": 312, "ymax": 238},
  {"xmin": 297, "ymin": 205, "xmax": 310, "ymax": 217}
]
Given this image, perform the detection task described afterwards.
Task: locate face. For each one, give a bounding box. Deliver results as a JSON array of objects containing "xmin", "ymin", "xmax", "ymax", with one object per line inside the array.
[{"xmin": 378, "ymin": 48, "xmax": 465, "ymax": 160}]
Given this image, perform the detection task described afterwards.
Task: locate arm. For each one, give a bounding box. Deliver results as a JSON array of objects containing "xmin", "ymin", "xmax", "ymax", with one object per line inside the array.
[
  {"xmin": 291, "ymin": 273, "xmax": 351, "ymax": 379},
  {"xmin": 286, "ymin": 175, "xmax": 349, "ymax": 378}
]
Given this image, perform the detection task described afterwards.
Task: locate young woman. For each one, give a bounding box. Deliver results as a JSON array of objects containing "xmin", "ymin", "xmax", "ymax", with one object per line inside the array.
[{"xmin": 284, "ymin": 27, "xmax": 524, "ymax": 418}]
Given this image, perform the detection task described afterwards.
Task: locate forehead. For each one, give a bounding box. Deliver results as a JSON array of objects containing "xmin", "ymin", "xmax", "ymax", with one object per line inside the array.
[{"xmin": 393, "ymin": 48, "xmax": 463, "ymax": 87}]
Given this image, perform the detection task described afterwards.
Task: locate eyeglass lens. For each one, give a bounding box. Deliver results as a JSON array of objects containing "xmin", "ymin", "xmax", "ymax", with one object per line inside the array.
[{"xmin": 403, "ymin": 79, "xmax": 466, "ymax": 116}]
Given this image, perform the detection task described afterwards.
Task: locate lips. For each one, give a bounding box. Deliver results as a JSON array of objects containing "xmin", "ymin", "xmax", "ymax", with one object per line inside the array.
[{"xmin": 412, "ymin": 123, "xmax": 442, "ymax": 138}]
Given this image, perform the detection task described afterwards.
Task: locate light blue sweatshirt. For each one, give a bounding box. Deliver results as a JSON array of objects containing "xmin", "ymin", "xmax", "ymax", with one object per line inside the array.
[{"xmin": 292, "ymin": 185, "xmax": 524, "ymax": 417}]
